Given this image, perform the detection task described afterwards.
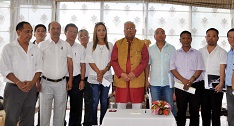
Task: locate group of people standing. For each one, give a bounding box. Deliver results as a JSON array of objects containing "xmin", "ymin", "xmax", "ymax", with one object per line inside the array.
[{"xmin": 0, "ymin": 20, "xmax": 234, "ymax": 126}]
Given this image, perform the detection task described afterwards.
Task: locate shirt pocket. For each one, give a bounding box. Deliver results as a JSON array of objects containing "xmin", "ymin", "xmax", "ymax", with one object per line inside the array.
[
  {"xmin": 73, "ymin": 51, "xmax": 80, "ymax": 65},
  {"xmin": 163, "ymin": 52, "xmax": 171, "ymax": 63},
  {"xmin": 29, "ymin": 52, "xmax": 37, "ymax": 66},
  {"xmin": 188, "ymin": 58, "xmax": 198, "ymax": 71}
]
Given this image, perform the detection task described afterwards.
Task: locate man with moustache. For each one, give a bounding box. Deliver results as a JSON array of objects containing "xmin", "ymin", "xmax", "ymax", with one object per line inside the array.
[
  {"xmin": 64, "ymin": 23, "xmax": 85, "ymax": 126},
  {"xmin": 111, "ymin": 21, "xmax": 149, "ymax": 109},
  {"xmin": 0, "ymin": 21, "xmax": 42, "ymax": 126},
  {"xmin": 39, "ymin": 21, "xmax": 73, "ymax": 126},
  {"xmin": 199, "ymin": 28, "xmax": 227, "ymax": 126}
]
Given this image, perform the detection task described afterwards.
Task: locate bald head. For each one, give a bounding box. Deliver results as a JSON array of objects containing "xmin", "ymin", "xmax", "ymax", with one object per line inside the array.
[
  {"xmin": 154, "ymin": 28, "xmax": 166, "ymax": 43},
  {"xmin": 48, "ymin": 21, "xmax": 61, "ymax": 42}
]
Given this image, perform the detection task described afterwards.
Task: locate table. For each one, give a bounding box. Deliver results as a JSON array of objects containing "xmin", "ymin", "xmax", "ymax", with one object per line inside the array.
[{"xmin": 102, "ymin": 109, "xmax": 176, "ymax": 126}]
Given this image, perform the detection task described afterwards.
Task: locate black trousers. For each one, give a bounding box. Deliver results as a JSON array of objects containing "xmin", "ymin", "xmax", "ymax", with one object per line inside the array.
[
  {"xmin": 66, "ymin": 75, "xmax": 84, "ymax": 126},
  {"xmin": 201, "ymin": 89, "xmax": 223, "ymax": 126},
  {"xmin": 175, "ymin": 80, "xmax": 204, "ymax": 126},
  {"xmin": 83, "ymin": 77, "xmax": 93, "ymax": 126}
]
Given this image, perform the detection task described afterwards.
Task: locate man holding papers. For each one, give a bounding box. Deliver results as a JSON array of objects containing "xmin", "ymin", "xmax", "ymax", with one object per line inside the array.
[
  {"xmin": 199, "ymin": 28, "xmax": 227, "ymax": 126},
  {"xmin": 145, "ymin": 28, "xmax": 176, "ymax": 115},
  {"xmin": 170, "ymin": 31, "xmax": 205, "ymax": 126}
]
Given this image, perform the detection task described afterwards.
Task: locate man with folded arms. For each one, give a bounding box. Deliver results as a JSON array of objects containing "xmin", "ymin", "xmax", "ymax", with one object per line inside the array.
[{"xmin": 39, "ymin": 21, "xmax": 73, "ymax": 126}]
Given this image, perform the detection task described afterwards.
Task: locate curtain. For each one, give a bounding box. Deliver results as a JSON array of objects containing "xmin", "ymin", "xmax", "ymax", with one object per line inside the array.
[{"xmin": 10, "ymin": 0, "xmax": 53, "ymax": 41}]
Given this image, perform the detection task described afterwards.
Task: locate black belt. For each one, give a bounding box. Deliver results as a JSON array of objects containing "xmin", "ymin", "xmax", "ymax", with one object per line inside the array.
[
  {"xmin": 65, "ymin": 74, "xmax": 80, "ymax": 79},
  {"xmin": 74, "ymin": 74, "xmax": 80, "ymax": 79},
  {"xmin": 42, "ymin": 76, "xmax": 65, "ymax": 82}
]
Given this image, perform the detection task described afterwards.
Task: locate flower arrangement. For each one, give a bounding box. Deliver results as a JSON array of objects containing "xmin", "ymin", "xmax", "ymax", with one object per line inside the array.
[{"xmin": 151, "ymin": 100, "xmax": 171, "ymax": 115}]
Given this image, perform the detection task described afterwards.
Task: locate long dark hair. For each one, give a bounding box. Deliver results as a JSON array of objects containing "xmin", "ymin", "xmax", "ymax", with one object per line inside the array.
[{"xmin": 92, "ymin": 22, "xmax": 109, "ymax": 51}]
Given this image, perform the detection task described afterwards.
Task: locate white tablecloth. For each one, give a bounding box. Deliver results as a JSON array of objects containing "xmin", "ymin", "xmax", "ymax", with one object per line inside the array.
[{"xmin": 102, "ymin": 109, "xmax": 176, "ymax": 126}]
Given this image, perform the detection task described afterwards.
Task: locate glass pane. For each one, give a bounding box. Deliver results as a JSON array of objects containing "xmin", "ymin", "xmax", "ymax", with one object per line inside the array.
[
  {"xmin": 104, "ymin": 2, "xmax": 143, "ymax": 10},
  {"xmin": 192, "ymin": 12, "xmax": 231, "ymax": 36},
  {"xmin": 148, "ymin": 3, "xmax": 190, "ymax": 11},
  {"xmin": 192, "ymin": 6, "xmax": 230, "ymax": 13},
  {"xmin": 59, "ymin": 2, "xmax": 100, "ymax": 10},
  {"xmin": 0, "ymin": 1, "xmax": 10, "ymax": 7},
  {"xmin": 104, "ymin": 2, "xmax": 144, "ymax": 35},
  {"xmin": 0, "ymin": 8, "xmax": 10, "ymax": 31},
  {"xmin": 58, "ymin": 9, "xmax": 100, "ymax": 35},
  {"xmin": 0, "ymin": 32, "xmax": 10, "ymax": 51},
  {"xmin": 103, "ymin": 10, "xmax": 144, "ymax": 34},
  {"xmin": 20, "ymin": 7, "xmax": 52, "ymax": 25}
]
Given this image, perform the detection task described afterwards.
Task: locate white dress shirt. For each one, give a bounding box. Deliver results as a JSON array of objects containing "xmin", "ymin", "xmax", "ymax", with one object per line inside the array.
[
  {"xmin": 85, "ymin": 42, "xmax": 113, "ymax": 84},
  {"xmin": 39, "ymin": 38, "xmax": 72, "ymax": 79},
  {"xmin": 67, "ymin": 42, "xmax": 85, "ymax": 76},
  {"xmin": 199, "ymin": 45, "xmax": 227, "ymax": 75},
  {"xmin": 0, "ymin": 40, "xmax": 42, "ymax": 83}
]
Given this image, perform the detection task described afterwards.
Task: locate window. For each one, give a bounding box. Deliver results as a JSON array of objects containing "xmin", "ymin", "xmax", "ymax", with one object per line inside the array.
[
  {"xmin": 57, "ymin": 2, "xmax": 231, "ymax": 51},
  {"xmin": 0, "ymin": 0, "xmax": 53, "ymax": 96}
]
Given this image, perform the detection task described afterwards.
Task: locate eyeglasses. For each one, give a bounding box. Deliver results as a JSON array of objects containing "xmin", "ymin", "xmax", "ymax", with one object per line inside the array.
[{"xmin": 124, "ymin": 28, "xmax": 135, "ymax": 31}]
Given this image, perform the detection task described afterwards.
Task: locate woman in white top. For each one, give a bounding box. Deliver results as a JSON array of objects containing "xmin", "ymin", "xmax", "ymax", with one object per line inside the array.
[{"xmin": 85, "ymin": 22, "xmax": 113, "ymax": 125}]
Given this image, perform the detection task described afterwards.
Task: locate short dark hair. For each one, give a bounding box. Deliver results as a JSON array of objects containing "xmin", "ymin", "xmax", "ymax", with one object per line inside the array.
[
  {"xmin": 180, "ymin": 30, "xmax": 191, "ymax": 37},
  {"xmin": 34, "ymin": 24, "xmax": 46, "ymax": 33},
  {"xmin": 206, "ymin": 28, "xmax": 219, "ymax": 36},
  {"xmin": 227, "ymin": 28, "xmax": 234, "ymax": 37},
  {"xmin": 64, "ymin": 23, "xmax": 78, "ymax": 33},
  {"xmin": 16, "ymin": 21, "xmax": 30, "ymax": 31}
]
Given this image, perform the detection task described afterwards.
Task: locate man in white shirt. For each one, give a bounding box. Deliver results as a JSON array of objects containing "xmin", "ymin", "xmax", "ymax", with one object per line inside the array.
[
  {"xmin": 33, "ymin": 24, "xmax": 47, "ymax": 45},
  {"xmin": 33, "ymin": 23, "xmax": 47, "ymax": 126},
  {"xmin": 64, "ymin": 23, "xmax": 85, "ymax": 126},
  {"xmin": 0, "ymin": 21, "xmax": 42, "ymax": 126},
  {"xmin": 199, "ymin": 28, "xmax": 227, "ymax": 126},
  {"xmin": 39, "ymin": 21, "xmax": 73, "ymax": 126},
  {"xmin": 78, "ymin": 29, "xmax": 93, "ymax": 126}
]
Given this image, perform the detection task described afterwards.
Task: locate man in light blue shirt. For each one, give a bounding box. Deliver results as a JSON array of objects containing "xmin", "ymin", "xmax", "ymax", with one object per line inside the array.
[
  {"xmin": 145, "ymin": 28, "xmax": 176, "ymax": 115},
  {"xmin": 225, "ymin": 28, "xmax": 234, "ymax": 126}
]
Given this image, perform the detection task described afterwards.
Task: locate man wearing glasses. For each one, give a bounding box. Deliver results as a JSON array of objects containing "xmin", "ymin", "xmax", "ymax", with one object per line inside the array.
[{"xmin": 111, "ymin": 21, "xmax": 149, "ymax": 109}]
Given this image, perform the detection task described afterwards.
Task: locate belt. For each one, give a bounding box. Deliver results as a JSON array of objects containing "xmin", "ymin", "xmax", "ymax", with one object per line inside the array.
[
  {"xmin": 65, "ymin": 74, "xmax": 80, "ymax": 79},
  {"xmin": 73, "ymin": 74, "xmax": 80, "ymax": 79},
  {"xmin": 42, "ymin": 76, "xmax": 65, "ymax": 82}
]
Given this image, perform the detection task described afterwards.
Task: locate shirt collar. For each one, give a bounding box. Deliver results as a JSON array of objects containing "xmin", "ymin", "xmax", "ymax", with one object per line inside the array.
[
  {"xmin": 48, "ymin": 38, "xmax": 62, "ymax": 44},
  {"xmin": 13, "ymin": 39, "xmax": 34, "ymax": 51},
  {"xmin": 178, "ymin": 47, "xmax": 195, "ymax": 52},
  {"xmin": 154, "ymin": 41, "xmax": 169, "ymax": 47}
]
